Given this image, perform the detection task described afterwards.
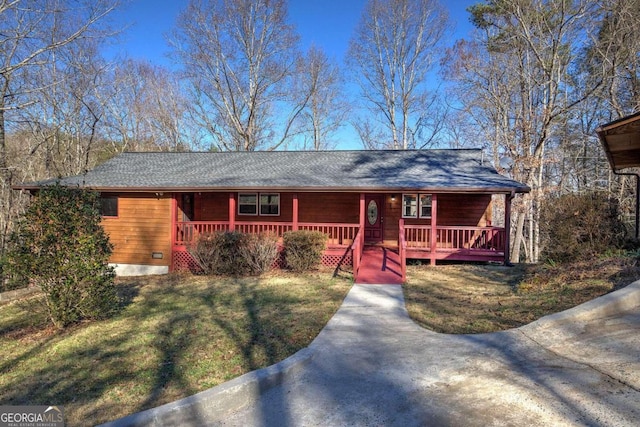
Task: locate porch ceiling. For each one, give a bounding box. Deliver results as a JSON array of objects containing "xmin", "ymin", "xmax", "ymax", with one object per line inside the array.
[{"xmin": 597, "ymin": 111, "xmax": 640, "ymax": 171}]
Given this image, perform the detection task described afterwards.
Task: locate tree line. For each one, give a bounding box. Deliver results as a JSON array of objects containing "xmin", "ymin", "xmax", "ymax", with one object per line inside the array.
[{"xmin": 1, "ymin": 0, "xmax": 638, "ymax": 263}]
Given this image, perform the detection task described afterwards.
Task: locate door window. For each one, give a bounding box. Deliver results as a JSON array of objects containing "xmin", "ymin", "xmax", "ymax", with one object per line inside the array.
[{"xmin": 367, "ymin": 199, "xmax": 378, "ymax": 226}]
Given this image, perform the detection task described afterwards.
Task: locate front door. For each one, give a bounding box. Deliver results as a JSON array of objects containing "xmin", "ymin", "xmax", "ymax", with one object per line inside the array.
[{"xmin": 364, "ymin": 194, "xmax": 383, "ymax": 244}]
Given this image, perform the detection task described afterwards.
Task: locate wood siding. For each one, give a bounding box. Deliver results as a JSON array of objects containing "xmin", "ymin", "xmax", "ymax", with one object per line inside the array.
[
  {"xmin": 192, "ymin": 192, "xmax": 360, "ymax": 224},
  {"xmin": 298, "ymin": 193, "xmax": 360, "ymax": 223},
  {"xmin": 101, "ymin": 193, "xmax": 172, "ymax": 266},
  {"xmin": 384, "ymin": 193, "xmax": 492, "ymax": 243}
]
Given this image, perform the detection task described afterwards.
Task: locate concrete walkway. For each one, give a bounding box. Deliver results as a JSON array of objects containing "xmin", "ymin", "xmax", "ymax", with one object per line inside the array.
[{"xmin": 103, "ymin": 281, "xmax": 640, "ymax": 427}]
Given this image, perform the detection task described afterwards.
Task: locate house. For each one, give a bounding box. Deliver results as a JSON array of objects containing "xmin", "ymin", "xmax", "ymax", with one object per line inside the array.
[{"xmin": 15, "ymin": 149, "xmax": 529, "ymax": 281}]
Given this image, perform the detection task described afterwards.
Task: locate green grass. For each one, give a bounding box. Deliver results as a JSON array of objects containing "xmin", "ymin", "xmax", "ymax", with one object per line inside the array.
[{"xmin": 0, "ymin": 272, "xmax": 352, "ymax": 426}]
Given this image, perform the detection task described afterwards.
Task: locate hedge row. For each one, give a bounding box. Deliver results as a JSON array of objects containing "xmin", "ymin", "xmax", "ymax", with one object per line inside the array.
[{"xmin": 189, "ymin": 230, "xmax": 327, "ymax": 275}]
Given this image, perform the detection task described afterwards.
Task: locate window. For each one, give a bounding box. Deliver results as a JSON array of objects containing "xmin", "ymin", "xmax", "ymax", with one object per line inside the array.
[
  {"xmin": 100, "ymin": 196, "xmax": 118, "ymax": 217},
  {"xmin": 260, "ymin": 193, "xmax": 280, "ymax": 216},
  {"xmin": 419, "ymin": 194, "xmax": 432, "ymax": 218},
  {"xmin": 238, "ymin": 193, "xmax": 258, "ymax": 215},
  {"xmin": 238, "ymin": 193, "xmax": 280, "ymax": 216},
  {"xmin": 402, "ymin": 194, "xmax": 417, "ymax": 218},
  {"xmin": 402, "ymin": 193, "xmax": 432, "ymax": 218}
]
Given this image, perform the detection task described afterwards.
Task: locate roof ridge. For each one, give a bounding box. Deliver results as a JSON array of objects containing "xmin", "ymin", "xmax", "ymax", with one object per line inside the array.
[{"xmin": 119, "ymin": 148, "xmax": 483, "ymax": 155}]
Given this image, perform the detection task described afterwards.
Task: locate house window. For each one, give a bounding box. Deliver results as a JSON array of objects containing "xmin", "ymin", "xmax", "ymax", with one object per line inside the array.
[
  {"xmin": 419, "ymin": 194, "xmax": 432, "ymax": 218},
  {"xmin": 99, "ymin": 196, "xmax": 118, "ymax": 217},
  {"xmin": 402, "ymin": 194, "xmax": 417, "ymax": 218},
  {"xmin": 402, "ymin": 193, "xmax": 433, "ymax": 218},
  {"xmin": 238, "ymin": 193, "xmax": 258, "ymax": 215},
  {"xmin": 238, "ymin": 193, "xmax": 280, "ymax": 216},
  {"xmin": 260, "ymin": 193, "xmax": 280, "ymax": 216}
]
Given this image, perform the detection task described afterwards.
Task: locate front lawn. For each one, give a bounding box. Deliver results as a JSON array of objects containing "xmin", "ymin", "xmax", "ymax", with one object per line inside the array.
[
  {"xmin": 0, "ymin": 272, "xmax": 352, "ymax": 426},
  {"xmin": 403, "ymin": 254, "xmax": 640, "ymax": 334}
]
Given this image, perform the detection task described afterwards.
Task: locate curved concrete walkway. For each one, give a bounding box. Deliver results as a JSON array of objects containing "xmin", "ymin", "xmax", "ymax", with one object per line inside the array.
[{"xmin": 102, "ymin": 281, "xmax": 640, "ymax": 427}]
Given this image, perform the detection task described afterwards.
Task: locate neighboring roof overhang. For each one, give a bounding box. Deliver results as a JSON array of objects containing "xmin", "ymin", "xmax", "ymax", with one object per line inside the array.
[{"xmin": 596, "ymin": 111, "xmax": 640, "ymax": 171}]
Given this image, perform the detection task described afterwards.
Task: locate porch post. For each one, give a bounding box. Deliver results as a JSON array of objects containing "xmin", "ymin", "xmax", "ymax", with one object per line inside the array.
[
  {"xmin": 359, "ymin": 193, "xmax": 366, "ymax": 231},
  {"xmin": 292, "ymin": 193, "xmax": 299, "ymax": 230},
  {"xmin": 504, "ymin": 192, "xmax": 514, "ymax": 265},
  {"xmin": 430, "ymin": 193, "xmax": 438, "ymax": 266},
  {"xmin": 229, "ymin": 192, "xmax": 236, "ymax": 231},
  {"xmin": 170, "ymin": 193, "xmax": 177, "ymax": 272}
]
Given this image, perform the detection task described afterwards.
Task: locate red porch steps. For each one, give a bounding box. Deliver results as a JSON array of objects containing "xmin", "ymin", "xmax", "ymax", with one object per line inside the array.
[{"xmin": 355, "ymin": 246, "xmax": 404, "ymax": 285}]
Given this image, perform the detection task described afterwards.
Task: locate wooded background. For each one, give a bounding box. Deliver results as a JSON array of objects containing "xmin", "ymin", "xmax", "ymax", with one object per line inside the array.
[{"xmin": 1, "ymin": 0, "xmax": 638, "ymax": 264}]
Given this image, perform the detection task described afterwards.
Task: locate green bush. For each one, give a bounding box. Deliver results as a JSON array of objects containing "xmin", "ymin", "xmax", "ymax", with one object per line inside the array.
[
  {"xmin": 540, "ymin": 192, "xmax": 627, "ymax": 263},
  {"xmin": 283, "ymin": 230, "xmax": 327, "ymax": 272},
  {"xmin": 5, "ymin": 184, "xmax": 118, "ymax": 329},
  {"xmin": 1, "ymin": 254, "xmax": 26, "ymax": 292}
]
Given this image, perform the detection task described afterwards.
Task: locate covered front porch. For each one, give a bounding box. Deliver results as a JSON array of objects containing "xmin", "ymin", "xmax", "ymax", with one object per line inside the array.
[{"xmin": 170, "ymin": 191, "xmax": 514, "ymax": 281}]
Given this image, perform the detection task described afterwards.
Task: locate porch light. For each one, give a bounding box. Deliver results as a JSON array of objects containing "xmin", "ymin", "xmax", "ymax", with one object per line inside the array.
[{"xmin": 391, "ymin": 194, "xmax": 396, "ymax": 202}]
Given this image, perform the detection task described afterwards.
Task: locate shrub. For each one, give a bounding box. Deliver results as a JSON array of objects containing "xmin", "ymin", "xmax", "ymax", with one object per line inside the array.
[
  {"xmin": 283, "ymin": 230, "xmax": 327, "ymax": 272},
  {"xmin": 188, "ymin": 233, "xmax": 222, "ymax": 275},
  {"xmin": 5, "ymin": 184, "xmax": 118, "ymax": 329},
  {"xmin": 189, "ymin": 231, "xmax": 251, "ymax": 275},
  {"xmin": 540, "ymin": 192, "xmax": 627, "ymax": 263},
  {"xmin": 240, "ymin": 233, "xmax": 280, "ymax": 275}
]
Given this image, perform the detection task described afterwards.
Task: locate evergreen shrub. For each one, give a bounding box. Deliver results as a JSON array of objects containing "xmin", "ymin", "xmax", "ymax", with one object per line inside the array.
[
  {"xmin": 5, "ymin": 184, "xmax": 118, "ymax": 328},
  {"xmin": 283, "ymin": 230, "xmax": 326, "ymax": 272}
]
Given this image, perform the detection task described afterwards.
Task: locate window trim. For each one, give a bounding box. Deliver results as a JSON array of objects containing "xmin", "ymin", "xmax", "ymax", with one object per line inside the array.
[
  {"xmin": 237, "ymin": 192, "xmax": 281, "ymax": 216},
  {"xmin": 419, "ymin": 194, "xmax": 432, "ymax": 219},
  {"xmin": 402, "ymin": 193, "xmax": 433, "ymax": 219},
  {"xmin": 99, "ymin": 195, "xmax": 119, "ymax": 218},
  {"xmin": 402, "ymin": 193, "xmax": 418, "ymax": 219},
  {"xmin": 238, "ymin": 193, "xmax": 258, "ymax": 216},
  {"xmin": 259, "ymin": 193, "xmax": 280, "ymax": 216}
]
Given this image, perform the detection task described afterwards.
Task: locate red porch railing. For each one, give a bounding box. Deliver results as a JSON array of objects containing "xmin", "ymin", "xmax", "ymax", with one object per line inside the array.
[
  {"xmin": 175, "ymin": 221, "xmax": 359, "ymax": 247},
  {"xmin": 299, "ymin": 223, "xmax": 360, "ymax": 246},
  {"xmin": 403, "ymin": 224, "xmax": 506, "ymax": 253},
  {"xmin": 235, "ymin": 222, "xmax": 293, "ymax": 236},
  {"xmin": 175, "ymin": 221, "xmax": 229, "ymax": 245}
]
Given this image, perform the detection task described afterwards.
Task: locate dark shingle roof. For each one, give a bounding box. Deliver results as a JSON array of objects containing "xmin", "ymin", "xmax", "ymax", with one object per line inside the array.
[{"xmin": 20, "ymin": 149, "xmax": 530, "ymax": 193}]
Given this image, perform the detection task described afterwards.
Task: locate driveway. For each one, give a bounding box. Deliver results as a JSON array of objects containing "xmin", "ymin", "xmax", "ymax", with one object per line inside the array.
[{"xmin": 103, "ymin": 281, "xmax": 640, "ymax": 427}]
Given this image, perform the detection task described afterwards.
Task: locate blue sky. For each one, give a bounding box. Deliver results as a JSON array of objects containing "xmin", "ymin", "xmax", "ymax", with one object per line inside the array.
[
  {"xmin": 108, "ymin": 0, "xmax": 477, "ymax": 67},
  {"xmin": 105, "ymin": 0, "xmax": 477, "ymax": 149}
]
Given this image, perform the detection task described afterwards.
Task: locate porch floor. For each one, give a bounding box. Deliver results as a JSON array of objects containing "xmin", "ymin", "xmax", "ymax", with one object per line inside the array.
[{"xmin": 355, "ymin": 246, "xmax": 404, "ymax": 285}]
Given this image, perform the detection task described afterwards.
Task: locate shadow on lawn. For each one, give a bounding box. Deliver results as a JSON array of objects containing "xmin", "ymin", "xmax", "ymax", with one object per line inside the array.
[{"xmin": 0, "ymin": 273, "xmax": 350, "ymax": 426}]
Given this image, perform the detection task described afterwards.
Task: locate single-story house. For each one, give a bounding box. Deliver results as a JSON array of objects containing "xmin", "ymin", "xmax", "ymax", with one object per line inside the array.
[{"xmin": 15, "ymin": 149, "xmax": 529, "ymax": 280}]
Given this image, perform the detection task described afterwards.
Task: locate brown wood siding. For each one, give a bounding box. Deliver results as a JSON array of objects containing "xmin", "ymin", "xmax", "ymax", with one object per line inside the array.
[
  {"xmin": 196, "ymin": 192, "xmax": 295, "ymax": 222},
  {"xmin": 191, "ymin": 192, "xmax": 360, "ymax": 224},
  {"xmin": 298, "ymin": 193, "xmax": 360, "ymax": 224},
  {"xmin": 437, "ymin": 194, "xmax": 492, "ymax": 226},
  {"xmin": 385, "ymin": 193, "xmax": 492, "ymax": 242},
  {"xmin": 101, "ymin": 193, "xmax": 171, "ymax": 266},
  {"xmin": 198, "ymin": 192, "xmax": 228, "ymax": 221}
]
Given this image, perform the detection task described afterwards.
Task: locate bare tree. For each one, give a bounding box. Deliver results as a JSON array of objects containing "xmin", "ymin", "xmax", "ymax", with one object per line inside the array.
[
  {"xmin": 347, "ymin": 0, "xmax": 449, "ymax": 149},
  {"xmin": 171, "ymin": 0, "xmax": 307, "ymax": 151},
  {"xmin": 446, "ymin": 0, "xmax": 601, "ymax": 263},
  {"xmin": 0, "ymin": 0, "xmax": 118, "ymax": 253},
  {"xmin": 101, "ymin": 59, "xmax": 193, "ymax": 152},
  {"xmin": 293, "ymin": 46, "xmax": 347, "ymax": 150}
]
